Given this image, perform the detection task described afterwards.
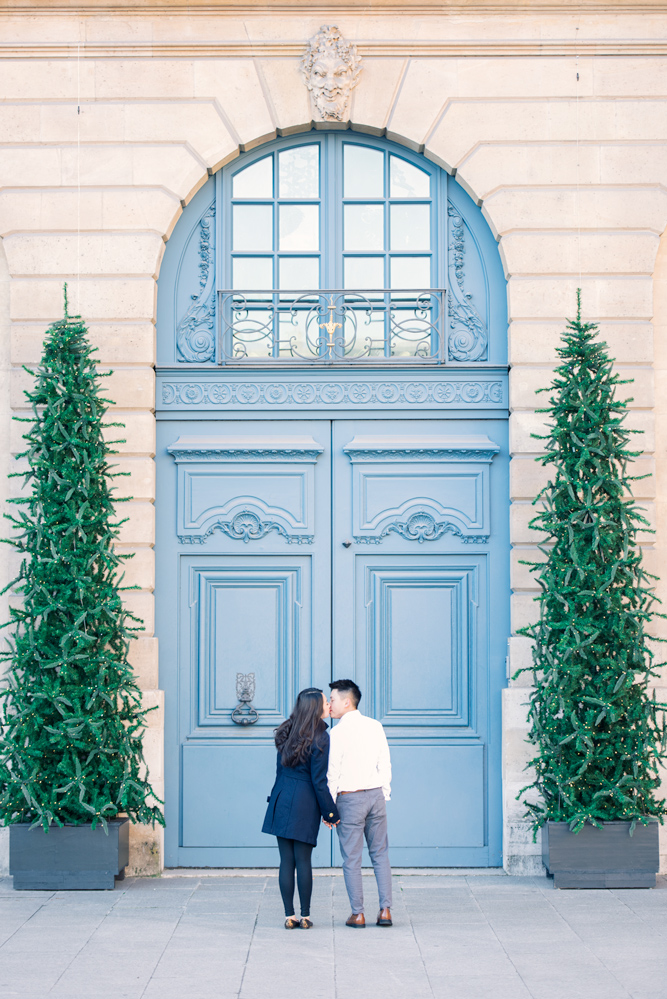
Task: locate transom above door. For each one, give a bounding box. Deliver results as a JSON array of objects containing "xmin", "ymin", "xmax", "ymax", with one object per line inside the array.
[{"xmin": 157, "ymin": 131, "xmax": 507, "ymax": 367}]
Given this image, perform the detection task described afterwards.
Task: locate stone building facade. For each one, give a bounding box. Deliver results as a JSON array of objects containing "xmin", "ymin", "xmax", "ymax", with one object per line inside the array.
[{"xmin": 0, "ymin": 0, "xmax": 666, "ymax": 876}]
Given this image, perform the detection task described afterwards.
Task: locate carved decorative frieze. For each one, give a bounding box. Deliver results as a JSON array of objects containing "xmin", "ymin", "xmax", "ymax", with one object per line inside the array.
[
  {"xmin": 447, "ymin": 203, "xmax": 489, "ymax": 363},
  {"xmin": 301, "ymin": 26, "xmax": 361, "ymax": 122},
  {"xmin": 354, "ymin": 511, "xmax": 488, "ymax": 545},
  {"xmin": 178, "ymin": 510, "xmax": 314, "ymax": 545},
  {"xmin": 176, "ymin": 203, "xmax": 216, "ymax": 363},
  {"xmin": 161, "ymin": 379, "xmax": 504, "ymax": 409}
]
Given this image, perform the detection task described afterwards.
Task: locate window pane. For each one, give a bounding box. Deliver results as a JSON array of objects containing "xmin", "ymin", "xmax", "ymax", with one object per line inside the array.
[
  {"xmin": 344, "ymin": 311, "xmax": 386, "ymax": 358},
  {"xmin": 279, "ymin": 256, "xmax": 319, "ymax": 291},
  {"xmin": 279, "ymin": 145, "xmax": 319, "ymax": 199},
  {"xmin": 390, "ymin": 204, "xmax": 430, "ymax": 252},
  {"xmin": 232, "ymin": 256, "xmax": 273, "ymax": 291},
  {"xmin": 390, "ymin": 156, "xmax": 430, "ymax": 198},
  {"xmin": 344, "ymin": 204, "xmax": 384, "ymax": 251},
  {"xmin": 344, "ymin": 145, "xmax": 384, "ymax": 198},
  {"xmin": 232, "ymin": 156, "xmax": 273, "ymax": 199},
  {"xmin": 344, "ymin": 256, "xmax": 384, "ymax": 290},
  {"xmin": 233, "ymin": 205, "xmax": 273, "ymax": 251},
  {"xmin": 278, "ymin": 312, "xmax": 310, "ymax": 357},
  {"xmin": 232, "ymin": 310, "xmax": 274, "ymax": 359},
  {"xmin": 390, "ymin": 256, "xmax": 431, "ymax": 290},
  {"xmin": 391, "ymin": 308, "xmax": 435, "ymax": 357},
  {"xmin": 279, "ymin": 204, "xmax": 319, "ymax": 251}
]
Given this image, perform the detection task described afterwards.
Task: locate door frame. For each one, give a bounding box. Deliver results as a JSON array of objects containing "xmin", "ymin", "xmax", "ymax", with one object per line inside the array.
[{"xmin": 155, "ymin": 367, "xmax": 509, "ymax": 868}]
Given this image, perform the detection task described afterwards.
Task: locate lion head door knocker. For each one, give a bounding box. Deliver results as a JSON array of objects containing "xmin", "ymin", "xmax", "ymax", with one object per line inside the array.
[
  {"xmin": 301, "ymin": 25, "xmax": 361, "ymax": 122},
  {"xmin": 231, "ymin": 673, "xmax": 259, "ymax": 726}
]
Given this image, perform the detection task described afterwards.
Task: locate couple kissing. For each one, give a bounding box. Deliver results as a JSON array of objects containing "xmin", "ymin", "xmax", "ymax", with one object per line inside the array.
[{"xmin": 262, "ymin": 680, "xmax": 392, "ymax": 929}]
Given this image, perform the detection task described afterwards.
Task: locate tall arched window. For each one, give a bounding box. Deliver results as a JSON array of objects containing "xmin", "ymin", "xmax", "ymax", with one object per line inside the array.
[{"xmin": 158, "ymin": 132, "xmax": 506, "ymax": 366}]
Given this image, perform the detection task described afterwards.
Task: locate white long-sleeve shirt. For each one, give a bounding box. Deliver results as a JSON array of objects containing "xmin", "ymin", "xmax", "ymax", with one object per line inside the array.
[{"xmin": 327, "ymin": 710, "xmax": 392, "ymax": 802}]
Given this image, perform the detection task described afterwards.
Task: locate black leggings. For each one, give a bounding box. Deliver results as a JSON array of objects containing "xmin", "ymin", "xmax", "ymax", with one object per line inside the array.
[{"xmin": 276, "ymin": 837, "xmax": 314, "ymax": 917}]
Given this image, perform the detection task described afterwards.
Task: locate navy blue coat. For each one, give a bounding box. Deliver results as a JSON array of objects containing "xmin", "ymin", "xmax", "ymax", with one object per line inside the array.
[{"xmin": 262, "ymin": 722, "xmax": 340, "ymax": 846}]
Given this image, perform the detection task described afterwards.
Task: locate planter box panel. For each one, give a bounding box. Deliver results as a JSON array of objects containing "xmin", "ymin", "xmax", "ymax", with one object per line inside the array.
[
  {"xmin": 543, "ymin": 821, "xmax": 659, "ymax": 890},
  {"xmin": 553, "ymin": 871, "xmax": 656, "ymax": 889},
  {"xmin": 12, "ymin": 870, "xmax": 120, "ymax": 890},
  {"xmin": 9, "ymin": 818, "xmax": 130, "ymax": 891}
]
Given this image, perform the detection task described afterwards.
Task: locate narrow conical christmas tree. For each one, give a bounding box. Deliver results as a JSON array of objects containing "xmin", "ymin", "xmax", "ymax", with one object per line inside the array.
[
  {"xmin": 0, "ymin": 295, "xmax": 164, "ymax": 831},
  {"xmin": 517, "ymin": 292, "xmax": 667, "ymax": 833}
]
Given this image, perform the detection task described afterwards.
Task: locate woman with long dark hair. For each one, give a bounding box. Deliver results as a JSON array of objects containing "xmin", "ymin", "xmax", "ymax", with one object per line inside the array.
[{"xmin": 262, "ymin": 687, "xmax": 340, "ymax": 928}]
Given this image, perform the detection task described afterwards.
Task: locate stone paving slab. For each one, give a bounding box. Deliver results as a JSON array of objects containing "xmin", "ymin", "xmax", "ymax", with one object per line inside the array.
[{"xmin": 0, "ymin": 873, "xmax": 666, "ymax": 998}]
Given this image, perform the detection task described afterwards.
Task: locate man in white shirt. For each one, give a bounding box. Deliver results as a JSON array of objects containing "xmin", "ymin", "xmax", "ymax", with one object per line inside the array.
[{"xmin": 326, "ymin": 679, "xmax": 392, "ymax": 928}]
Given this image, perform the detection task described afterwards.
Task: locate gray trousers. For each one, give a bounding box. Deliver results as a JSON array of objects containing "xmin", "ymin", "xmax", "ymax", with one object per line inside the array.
[{"xmin": 335, "ymin": 788, "xmax": 392, "ymax": 913}]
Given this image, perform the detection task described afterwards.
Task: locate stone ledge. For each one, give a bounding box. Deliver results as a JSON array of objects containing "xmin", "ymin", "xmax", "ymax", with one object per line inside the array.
[{"xmin": 161, "ymin": 866, "xmax": 510, "ymax": 877}]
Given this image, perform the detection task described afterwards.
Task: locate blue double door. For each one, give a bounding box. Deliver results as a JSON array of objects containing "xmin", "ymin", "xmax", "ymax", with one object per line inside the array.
[{"xmin": 157, "ymin": 417, "xmax": 508, "ymax": 868}]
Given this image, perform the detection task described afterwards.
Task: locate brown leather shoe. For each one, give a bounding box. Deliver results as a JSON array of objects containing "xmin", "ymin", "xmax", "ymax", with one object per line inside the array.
[
  {"xmin": 346, "ymin": 912, "xmax": 366, "ymax": 927},
  {"xmin": 377, "ymin": 908, "xmax": 392, "ymax": 926}
]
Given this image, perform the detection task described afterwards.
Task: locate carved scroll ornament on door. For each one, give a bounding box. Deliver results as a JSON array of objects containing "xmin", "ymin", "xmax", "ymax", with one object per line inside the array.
[
  {"xmin": 343, "ymin": 435, "xmax": 499, "ymax": 545},
  {"xmin": 167, "ymin": 436, "xmax": 323, "ymax": 545}
]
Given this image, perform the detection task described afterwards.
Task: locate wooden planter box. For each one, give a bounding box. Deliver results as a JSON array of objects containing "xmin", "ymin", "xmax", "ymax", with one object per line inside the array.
[
  {"xmin": 543, "ymin": 820, "xmax": 659, "ymax": 889},
  {"xmin": 9, "ymin": 818, "xmax": 130, "ymax": 890}
]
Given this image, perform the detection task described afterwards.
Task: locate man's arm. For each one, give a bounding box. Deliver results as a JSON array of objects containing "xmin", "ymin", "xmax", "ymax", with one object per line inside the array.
[
  {"xmin": 327, "ymin": 726, "xmax": 343, "ymax": 800},
  {"xmin": 377, "ymin": 724, "xmax": 392, "ymax": 801}
]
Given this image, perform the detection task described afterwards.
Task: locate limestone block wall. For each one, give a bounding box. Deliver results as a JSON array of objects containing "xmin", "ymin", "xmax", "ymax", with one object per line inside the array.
[{"xmin": 0, "ymin": 3, "xmax": 666, "ymax": 874}]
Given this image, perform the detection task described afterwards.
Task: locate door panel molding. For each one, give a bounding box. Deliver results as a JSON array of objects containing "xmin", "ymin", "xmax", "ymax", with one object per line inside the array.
[
  {"xmin": 344, "ymin": 435, "xmax": 498, "ymax": 543},
  {"xmin": 168, "ymin": 435, "xmax": 322, "ymax": 544},
  {"xmin": 366, "ymin": 563, "xmax": 477, "ymax": 728},
  {"xmin": 188, "ymin": 561, "xmax": 303, "ymax": 732}
]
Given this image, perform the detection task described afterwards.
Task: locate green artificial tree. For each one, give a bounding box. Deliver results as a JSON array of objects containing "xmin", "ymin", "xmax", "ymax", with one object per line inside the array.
[
  {"xmin": 517, "ymin": 292, "xmax": 667, "ymax": 834},
  {"xmin": 0, "ymin": 294, "xmax": 164, "ymax": 831}
]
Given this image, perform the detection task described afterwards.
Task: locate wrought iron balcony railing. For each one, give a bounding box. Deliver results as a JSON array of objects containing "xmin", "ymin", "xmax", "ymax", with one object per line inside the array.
[{"xmin": 213, "ymin": 289, "xmax": 455, "ymax": 365}]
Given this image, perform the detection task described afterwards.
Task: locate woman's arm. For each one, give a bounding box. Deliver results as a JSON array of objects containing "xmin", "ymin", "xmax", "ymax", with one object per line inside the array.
[{"xmin": 310, "ymin": 737, "xmax": 340, "ymax": 824}]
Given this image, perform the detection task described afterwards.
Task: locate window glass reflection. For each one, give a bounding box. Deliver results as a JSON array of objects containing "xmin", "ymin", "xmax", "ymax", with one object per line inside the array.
[
  {"xmin": 344, "ymin": 204, "xmax": 384, "ymax": 251},
  {"xmin": 344, "ymin": 256, "xmax": 384, "ymax": 291},
  {"xmin": 232, "ymin": 205, "xmax": 273, "ymax": 251},
  {"xmin": 278, "ymin": 313, "xmax": 310, "ymax": 357},
  {"xmin": 279, "ymin": 205, "xmax": 319, "ymax": 251},
  {"xmin": 279, "ymin": 146, "xmax": 319, "ymax": 199},
  {"xmin": 232, "ymin": 310, "xmax": 274, "ymax": 358},
  {"xmin": 344, "ymin": 145, "xmax": 384, "ymax": 198},
  {"xmin": 390, "ymin": 309, "xmax": 434, "ymax": 357},
  {"xmin": 232, "ymin": 256, "xmax": 273, "ymax": 291},
  {"xmin": 279, "ymin": 256, "xmax": 319, "ymax": 291},
  {"xmin": 344, "ymin": 312, "xmax": 386, "ymax": 359},
  {"xmin": 232, "ymin": 156, "xmax": 273, "ymax": 199},
  {"xmin": 390, "ymin": 256, "xmax": 430, "ymax": 291},
  {"xmin": 390, "ymin": 204, "xmax": 430, "ymax": 252},
  {"xmin": 390, "ymin": 156, "xmax": 430, "ymax": 198}
]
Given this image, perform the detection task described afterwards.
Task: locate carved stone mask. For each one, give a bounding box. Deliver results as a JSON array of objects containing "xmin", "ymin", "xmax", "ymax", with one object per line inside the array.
[{"xmin": 301, "ymin": 25, "xmax": 361, "ymax": 122}]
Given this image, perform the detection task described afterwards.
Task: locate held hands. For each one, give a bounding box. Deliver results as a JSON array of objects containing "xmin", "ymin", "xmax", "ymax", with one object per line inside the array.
[{"xmin": 322, "ymin": 818, "xmax": 340, "ymax": 828}]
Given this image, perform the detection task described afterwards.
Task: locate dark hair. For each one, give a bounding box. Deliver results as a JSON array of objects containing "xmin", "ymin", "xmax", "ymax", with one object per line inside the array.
[
  {"xmin": 274, "ymin": 688, "xmax": 325, "ymax": 768},
  {"xmin": 329, "ymin": 679, "xmax": 361, "ymax": 708}
]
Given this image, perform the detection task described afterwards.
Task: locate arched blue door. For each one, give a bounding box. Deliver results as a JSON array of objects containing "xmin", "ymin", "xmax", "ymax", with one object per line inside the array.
[{"xmin": 156, "ymin": 132, "xmax": 509, "ymax": 867}]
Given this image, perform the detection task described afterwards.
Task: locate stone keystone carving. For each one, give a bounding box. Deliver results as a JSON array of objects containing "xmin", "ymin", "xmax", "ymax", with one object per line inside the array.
[{"xmin": 301, "ymin": 25, "xmax": 361, "ymax": 122}]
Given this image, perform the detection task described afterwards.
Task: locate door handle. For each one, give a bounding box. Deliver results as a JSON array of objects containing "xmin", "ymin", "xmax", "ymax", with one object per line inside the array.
[{"xmin": 231, "ymin": 672, "xmax": 259, "ymax": 726}]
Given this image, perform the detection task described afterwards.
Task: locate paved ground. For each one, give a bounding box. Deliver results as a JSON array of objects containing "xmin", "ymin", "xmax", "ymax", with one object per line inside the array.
[{"xmin": 0, "ymin": 871, "xmax": 666, "ymax": 999}]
